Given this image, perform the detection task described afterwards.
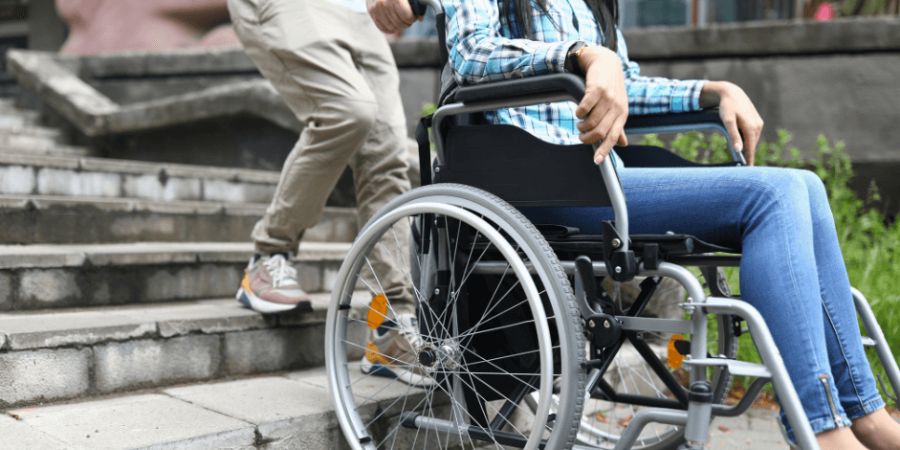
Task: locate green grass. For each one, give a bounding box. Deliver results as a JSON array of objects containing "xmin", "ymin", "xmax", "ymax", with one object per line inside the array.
[{"xmin": 645, "ymin": 130, "xmax": 899, "ymax": 406}]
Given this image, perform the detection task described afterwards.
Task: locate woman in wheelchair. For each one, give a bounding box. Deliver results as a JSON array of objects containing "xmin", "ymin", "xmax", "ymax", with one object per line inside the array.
[{"xmin": 439, "ymin": 0, "xmax": 900, "ymax": 449}]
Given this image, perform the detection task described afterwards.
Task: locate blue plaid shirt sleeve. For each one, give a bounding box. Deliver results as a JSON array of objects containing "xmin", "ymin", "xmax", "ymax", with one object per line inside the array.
[
  {"xmin": 618, "ymin": 31, "xmax": 706, "ymax": 114},
  {"xmin": 445, "ymin": 0, "xmax": 579, "ymax": 83}
]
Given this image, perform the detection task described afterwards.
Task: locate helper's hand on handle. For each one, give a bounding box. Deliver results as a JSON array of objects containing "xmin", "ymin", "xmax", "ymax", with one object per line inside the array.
[
  {"xmin": 574, "ymin": 46, "xmax": 630, "ymax": 165},
  {"xmin": 366, "ymin": 0, "xmax": 418, "ymax": 34}
]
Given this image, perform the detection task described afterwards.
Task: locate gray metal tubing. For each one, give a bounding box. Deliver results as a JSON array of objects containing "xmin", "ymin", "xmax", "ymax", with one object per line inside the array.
[
  {"xmin": 618, "ymin": 316, "xmax": 693, "ymax": 335},
  {"xmin": 697, "ymin": 297, "xmax": 820, "ymax": 450},
  {"xmin": 712, "ymin": 377, "xmax": 770, "ymax": 418},
  {"xmin": 851, "ymin": 287, "xmax": 900, "ymax": 396},
  {"xmin": 409, "ymin": 415, "xmax": 468, "ymax": 439},
  {"xmin": 682, "ymin": 265, "xmax": 711, "ymax": 447},
  {"xmin": 611, "ymin": 409, "xmax": 689, "ymax": 450},
  {"xmin": 432, "ymin": 96, "xmax": 631, "ymax": 253},
  {"xmin": 624, "ymin": 123, "xmax": 746, "ymax": 165},
  {"xmin": 598, "ymin": 156, "xmax": 629, "ymax": 251},
  {"xmin": 684, "ymin": 400, "xmax": 713, "ymax": 449}
]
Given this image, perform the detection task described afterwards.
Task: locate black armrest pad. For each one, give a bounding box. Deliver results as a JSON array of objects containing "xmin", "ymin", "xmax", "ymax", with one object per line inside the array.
[
  {"xmin": 454, "ymin": 73, "xmax": 585, "ymax": 104},
  {"xmin": 625, "ymin": 110, "xmax": 723, "ymax": 130}
]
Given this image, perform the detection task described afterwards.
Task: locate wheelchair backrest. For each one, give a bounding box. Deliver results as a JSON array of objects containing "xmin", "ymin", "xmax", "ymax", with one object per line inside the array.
[{"xmin": 435, "ymin": 119, "xmax": 615, "ymax": 208}]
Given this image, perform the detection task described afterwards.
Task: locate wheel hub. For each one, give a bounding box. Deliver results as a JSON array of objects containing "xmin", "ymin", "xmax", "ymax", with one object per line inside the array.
[{"xmin": 416, "ymin": 341, "xmax": 461, "ymax": 372}]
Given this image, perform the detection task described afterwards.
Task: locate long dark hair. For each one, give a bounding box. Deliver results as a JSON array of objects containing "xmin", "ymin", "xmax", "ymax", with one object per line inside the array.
[{"xmin": 502, "ymin": 0, "xmax": 619, "ymax": 50}]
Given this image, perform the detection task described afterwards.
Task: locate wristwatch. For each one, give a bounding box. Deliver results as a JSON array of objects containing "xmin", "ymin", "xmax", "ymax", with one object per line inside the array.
[{"xmin": 564, "ymin": 42, "xmax": 588, "ymax": 77}]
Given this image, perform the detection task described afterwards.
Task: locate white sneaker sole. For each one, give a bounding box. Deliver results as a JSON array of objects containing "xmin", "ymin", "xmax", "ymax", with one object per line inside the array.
[
  {"xmin": 236, "ymin": 287, "xmax": 305, "ymax": 314},
  {"xmin": 360, "ymin": 356, "xmax": 437, "ymax": 388}
]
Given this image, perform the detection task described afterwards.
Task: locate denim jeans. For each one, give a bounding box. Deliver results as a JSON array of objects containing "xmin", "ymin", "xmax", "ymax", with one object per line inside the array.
[{"xmin": 522, "ymin": 165, "xmax": 884, "ymax": 437}]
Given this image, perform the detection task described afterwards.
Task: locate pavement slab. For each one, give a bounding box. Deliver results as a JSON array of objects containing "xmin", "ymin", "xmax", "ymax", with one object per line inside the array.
[
  {"xmin": 9, "ymin": 394, "xmax": 256, "ymax": 449},
  {"xmin": 165, "ymin": 376, "xmax": 336, "ymax": 444},
  {"xmin": 0, "ymin": 415, "xmax": 70, "ymax": 449}
]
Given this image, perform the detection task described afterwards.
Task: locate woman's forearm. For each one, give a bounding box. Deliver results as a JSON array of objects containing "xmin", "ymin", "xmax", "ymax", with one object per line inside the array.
[{"xmin": 700, "ymin": 81, "xmax": 735, "ymax": 108}]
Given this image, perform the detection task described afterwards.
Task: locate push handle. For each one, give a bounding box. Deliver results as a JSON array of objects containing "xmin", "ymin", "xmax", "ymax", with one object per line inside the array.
[
  {"xmin": 408, "ymin": 0, "xmax": 427, "ymax": 17},
  {"xmin": 408, "ymin": 0, "xmax": 442, "ymax": 16}
]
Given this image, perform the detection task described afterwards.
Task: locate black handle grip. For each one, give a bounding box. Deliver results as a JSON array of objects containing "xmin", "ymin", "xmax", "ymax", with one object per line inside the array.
[{"xmin": 408, "ymin": 0, "xmax": 427, "ymax": 17}]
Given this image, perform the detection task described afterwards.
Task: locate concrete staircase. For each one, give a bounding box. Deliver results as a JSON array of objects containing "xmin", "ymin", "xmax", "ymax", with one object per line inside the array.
[{"xmin": 0, "ymin": 99, "xmax": 379, "ymax": 448}]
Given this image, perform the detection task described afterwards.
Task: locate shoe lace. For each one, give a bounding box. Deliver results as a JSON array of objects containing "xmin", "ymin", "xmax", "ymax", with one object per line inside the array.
[
  {"xmin": 396, "ymin": 314, "xmax": 424, "ymax": 349},
  {"xmin": 263, "ymin": 255, "xmax": 298, "ymax": 288}
]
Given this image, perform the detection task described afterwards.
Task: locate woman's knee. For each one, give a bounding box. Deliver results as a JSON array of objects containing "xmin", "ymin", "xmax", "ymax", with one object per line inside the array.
[
  {"xmin": 787, "ymin": 168, "xmax": 834, "ymax": 221},
  {"xmin": 745, "ymin": 167, "xmax": 809, "ymax": 205}
]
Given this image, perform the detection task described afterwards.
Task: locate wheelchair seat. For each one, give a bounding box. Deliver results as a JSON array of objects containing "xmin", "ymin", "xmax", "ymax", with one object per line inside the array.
[{"xmin": 536, "ymin": 225, "xmax": 740, "ymax": 263}]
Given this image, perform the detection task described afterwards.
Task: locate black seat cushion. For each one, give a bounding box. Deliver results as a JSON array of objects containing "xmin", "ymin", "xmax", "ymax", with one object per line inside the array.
[{"xmin": 536, "ymin": 224, "xmax": 740, "ymax": 262}]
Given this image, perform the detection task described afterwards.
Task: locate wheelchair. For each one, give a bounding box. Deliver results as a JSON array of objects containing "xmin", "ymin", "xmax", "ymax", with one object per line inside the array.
[{"xmin": 325, "ymin": 2, "xmax": 900, "ymax": 448}]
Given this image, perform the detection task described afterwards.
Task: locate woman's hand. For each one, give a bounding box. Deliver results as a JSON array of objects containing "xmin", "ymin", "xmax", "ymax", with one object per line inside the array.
[
  {"xmin": 701, "ymin": 81, "xmax": 764, "ymax": 165},
  {"xmin": 575, "ymin": 46, "xmax": 629, "ymax": 164}
]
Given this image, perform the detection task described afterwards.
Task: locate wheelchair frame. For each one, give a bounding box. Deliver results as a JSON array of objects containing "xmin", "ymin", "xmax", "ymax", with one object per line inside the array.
[
  {"xmin": 430, "ymin": 79, "xmax": 819, "ymax": 449},
  {"xmin": 327, "ymin": 1, "xmax": 900, "ymax": 448}
]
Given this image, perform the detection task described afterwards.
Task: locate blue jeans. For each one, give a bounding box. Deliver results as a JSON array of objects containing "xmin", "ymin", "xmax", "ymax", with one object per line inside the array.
[{"xmin": 522, "ymin": 165, "xmax": 884, "ymax": 437}]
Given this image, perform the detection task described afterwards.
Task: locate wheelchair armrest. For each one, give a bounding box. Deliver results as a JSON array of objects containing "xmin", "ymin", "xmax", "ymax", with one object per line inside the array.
[
  {"xmin": 625, "ymin": 110, "xmax": 746, "ymax": 165},
  {"xmin": 453, "ymin": 78, "xmax": 743, "ymax": 164},
  {"xmin": 454, "ymin": 73, "xmax": 586, "ymax": 105},
  {"xmin": 625, "ymin": 110, "xmax": 723, "ymax": 132}
]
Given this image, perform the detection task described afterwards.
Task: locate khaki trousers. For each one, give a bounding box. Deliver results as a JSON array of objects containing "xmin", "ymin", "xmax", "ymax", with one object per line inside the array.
[{"xmin": 229, "ymin": 0, "xmax": 412, "ymax": 307}]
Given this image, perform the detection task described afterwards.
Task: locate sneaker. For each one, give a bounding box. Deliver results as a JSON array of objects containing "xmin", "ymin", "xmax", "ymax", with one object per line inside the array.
[
  {"xmin": 236, "ymin": 254, "xmax": 312, "ymax": 314},
  {"xmin": 360, "ymin": 313, "xmax": 437, "ymax": 387}
]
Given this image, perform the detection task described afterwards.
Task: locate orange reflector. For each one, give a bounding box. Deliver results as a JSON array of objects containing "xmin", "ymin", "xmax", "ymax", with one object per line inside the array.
[
  {"xmin": 365, "ymin": 341, "xmax": 391, "ymax": 365},
  {"xmin": 367, "ymin": 293, "xmax": 388, "ymax": 329},
  {"xmin": 667, "ymin": 334, "xmax": 685, "ymax": 369}
]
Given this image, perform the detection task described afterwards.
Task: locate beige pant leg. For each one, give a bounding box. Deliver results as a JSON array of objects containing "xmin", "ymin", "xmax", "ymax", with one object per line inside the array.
[
  {"xmin": 347, "ymin": 28, "xmax": 414, "ymax": 309},
  {"xmin": 228, "ymin": 0, "xmax": 412, "ymax": 308}
]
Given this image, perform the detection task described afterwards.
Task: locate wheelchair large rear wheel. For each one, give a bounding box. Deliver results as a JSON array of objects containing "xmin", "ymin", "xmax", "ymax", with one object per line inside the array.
[{"xmin": 326, "ymin": 185, "xmax": 585, "ymax": 449}]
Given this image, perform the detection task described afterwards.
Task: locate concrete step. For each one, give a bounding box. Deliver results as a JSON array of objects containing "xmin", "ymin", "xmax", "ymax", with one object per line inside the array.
[
  {"xmin": 0, "ymin": 108, "xmax": 39, "ymax": 126},
  {"xmin": 0, "ymin": 124, "xmax": 61, "ymax": 140},
  {"xmin": 0, "ymin": 293, "xmax": 371, "ymax": 410},
  {"xmin": 0, "ymin": 367, "xmax": 413, "ymax": 449},
  {"xmin": 0, "ymin": 194, "xmax": 358, "ymax": 244},
  {"xmin": 0, "ymin": 143, "xmax": 92, "ymax": 157},
  {"xmin": 0, "ymin": 151, "xmax": 281, "ymax": 203},
  {"xmin": 0, "ymin": 242, "xmax": 348, "ymax": 311},
  {"xmin": 0, "ymin": 128, "xmax": 63, "ymax": 151}
]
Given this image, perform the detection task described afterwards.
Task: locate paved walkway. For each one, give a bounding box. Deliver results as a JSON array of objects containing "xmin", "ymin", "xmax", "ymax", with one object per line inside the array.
[{"xmin": 708, "ymin": 408, "xmax": 789, "ymax": 450}]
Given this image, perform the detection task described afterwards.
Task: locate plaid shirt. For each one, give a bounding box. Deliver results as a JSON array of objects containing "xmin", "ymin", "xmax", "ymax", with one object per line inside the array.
[{"xmin": 445, "ymin": 0, "xmax": 707, "ymax": 145}]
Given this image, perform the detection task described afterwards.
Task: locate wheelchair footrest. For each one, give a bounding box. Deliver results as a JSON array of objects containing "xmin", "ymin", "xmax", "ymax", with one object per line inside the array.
[{"xmin": 683, "ymin": 358, "xmax": 772, "ymax": 379}]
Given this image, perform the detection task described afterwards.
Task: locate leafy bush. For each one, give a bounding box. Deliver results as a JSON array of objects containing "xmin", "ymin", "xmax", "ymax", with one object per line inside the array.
[{"xmin": 646, "ymin": 130, "xmax": 899, "ymax": 406}]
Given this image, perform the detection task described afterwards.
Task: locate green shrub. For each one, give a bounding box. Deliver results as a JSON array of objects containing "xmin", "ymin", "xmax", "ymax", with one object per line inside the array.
[{"xmin": 645, "ymin": 130, "xmax": 899, "ymax": 406}]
